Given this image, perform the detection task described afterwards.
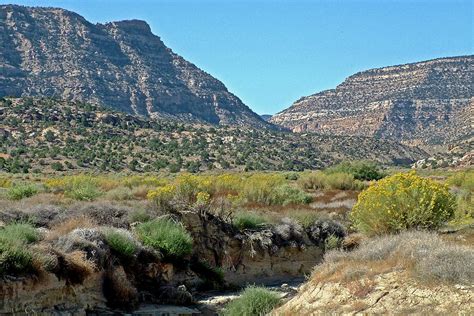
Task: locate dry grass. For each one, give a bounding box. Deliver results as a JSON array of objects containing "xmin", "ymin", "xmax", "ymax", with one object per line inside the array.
[
  {"xmin": 46, "ymin": 216, "xmax": 96, "ymax": 240},
  {"xmin": 311, "ymin": 231, "xmax": 473, "ymax": 285},
  {"xmin": 60, "ymin": 250, "xmax": 96, "ymax": 284}
]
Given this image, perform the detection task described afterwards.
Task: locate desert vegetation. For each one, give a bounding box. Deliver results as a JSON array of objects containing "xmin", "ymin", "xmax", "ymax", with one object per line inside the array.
[{"xmin": 0, "ymin": 166, "xmax": 471, "ymax": 314}]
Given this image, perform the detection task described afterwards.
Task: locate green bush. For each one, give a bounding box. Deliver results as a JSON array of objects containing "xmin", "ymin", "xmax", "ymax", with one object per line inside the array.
[
  {"xmin": 7, "ymin": 183, "xmax": 38, "ymax": 200},
  {"xmin": 2, "ymin": 223, "xmax": 39, "ymax": 243},
  {"xmin": 135, "ymin": 218, "xmax": 193, "ymax": 258},
  {"xmin": 0, "ymin": 223, "xmax": 38, "ymax": 275},
  {"xmin": 270, "ymin": 184, "xmax": 312, "ymax": 205},
  {"xmin": 104, "ymin": 229, "xmax": 137, "ymax": 258},
  {"xmin": 298, "ymin": 171, "xmax": 364, "ymax": 190},
  {"xmin": 0, "ymin": 238, "xmax": 34, "ymax": 275},
  {"xmin": 224, "ymin": 286, "xmax": 280, "ymax": 316},
  {"xmin": 327, "ymin": 161, "xmax": 386, "ymax": 181},
  {"xmin": 233, "ymin": 212, "xmax": 267, "ymax": 230},
  {"xmin": 351, "ymin": 172, "xmax": 456, "ymax": 235},
  {"xmin": 64, "ymin": 177, "xmax": 102, "ymax": 201}
]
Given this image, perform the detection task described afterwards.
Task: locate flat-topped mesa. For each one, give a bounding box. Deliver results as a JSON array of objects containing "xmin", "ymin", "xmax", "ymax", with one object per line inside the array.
[
  {"xmin": 0, "ymin": 5, "xmax": 270, "ymax": 128},
  {"xmin": 271, "ymin": 56, "xmax": 474, "ymax": 146}
]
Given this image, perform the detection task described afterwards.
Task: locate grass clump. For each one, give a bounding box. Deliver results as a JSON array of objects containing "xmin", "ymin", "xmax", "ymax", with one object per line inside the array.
[
  {"xmin": 135, "ymin": 218, "xmax": 193, "ymax": 258},
  {"xmin": 2, "ymin": 223, "xmax": 39, "ymax": 243},
  {"xmin": 351, "ymin": 172, "xmax": 456, "ymax": 235},
  {"xmin": 0, "ymin": 223, "xmax": 39, "ymax": 275},
  {"xmin": 233, "ymin": 212, "xmax": 267, "ymax": 230},
  {"xmin": 224, "ymin": 286, "xmax": 280, "ymax": 316},
  {"xmin": 58, "ymin": 176, "xmax": 103, "ymax": 201},
  {"xmin": 104, "ymin": 228, "xmax": 138, "ymax": 258},
  {"xmin": 7, "ymin": 183, "xmax": 39, "ymax": 200}
]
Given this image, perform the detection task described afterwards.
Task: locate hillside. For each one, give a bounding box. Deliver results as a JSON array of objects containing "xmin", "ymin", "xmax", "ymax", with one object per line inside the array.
[
  {"xmin": 0, "ymin": 5, "xmax": 268, "ymax": 127},
  {"xmin": 271, "ymin": 56, "xmax": 473, "ymax": 146},
  {"xmin": 0, "ymin": 97, "xmax": 426, "ymax": 173}
]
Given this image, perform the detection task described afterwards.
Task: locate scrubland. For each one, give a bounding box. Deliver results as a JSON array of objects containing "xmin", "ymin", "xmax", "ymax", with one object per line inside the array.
[{"xmin": 0, "ymin": 163, "xmax": 472, "ymax": 314}]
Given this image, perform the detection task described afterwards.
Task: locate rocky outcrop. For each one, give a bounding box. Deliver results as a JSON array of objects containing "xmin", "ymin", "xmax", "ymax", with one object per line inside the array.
[
  {"xmin": 272, "ymin": 271, "xmax": 474, "ymax": 315},
  {"xmin": 271, "ymin": 56, "xmax": 474, "ymax": 145},
  {"xmin": 177, "ymin": 210, "xmax": 324, "ymax": 285},
  {"xmin": 0, "ymin": 5, "xmax": 268, "ymax": 127}
]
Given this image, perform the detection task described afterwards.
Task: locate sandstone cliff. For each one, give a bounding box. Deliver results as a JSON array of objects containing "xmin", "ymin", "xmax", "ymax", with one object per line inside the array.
[
  {"xmin": 0, "ymin": 5, "xmax": 268, "ymax": 127},
  {"xmin": 271, "ymin": 56, "xmax": 473, "ymax": 145}
]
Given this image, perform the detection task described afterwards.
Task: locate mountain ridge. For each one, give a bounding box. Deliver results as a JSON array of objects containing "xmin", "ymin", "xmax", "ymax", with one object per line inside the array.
[
  {"xmin": 0, "ymin": 4, "xmax": 270, "ymax": 128},
  {"xmin": 271, "ymin": 55, "xmax": 473, "ymax": 146}
]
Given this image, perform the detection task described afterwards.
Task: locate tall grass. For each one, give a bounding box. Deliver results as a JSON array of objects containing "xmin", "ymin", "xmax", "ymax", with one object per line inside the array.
[
  {"xmin": 224, "ymin": 286, "xmax": 280, "ymax": 316},
  {"xmin": 0, "ymin": 223, "xmax": 39, "ymax": 275},
  {"xmin": 298, "ymin": 171, "xmax": 365, "ymax": 190},
  {"xmin": 135, "ymin": 218, "xmax": 193, "ymax": 258}
]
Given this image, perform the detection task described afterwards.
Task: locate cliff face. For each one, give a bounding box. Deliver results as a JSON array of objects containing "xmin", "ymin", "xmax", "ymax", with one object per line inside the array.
[
  {"xmin": 0, "ymin": 5, "xmax": 268, "ymax": 127},
  {"xmin": 271, "ymin": 56, "xmax": 473, "ymax": 145}
]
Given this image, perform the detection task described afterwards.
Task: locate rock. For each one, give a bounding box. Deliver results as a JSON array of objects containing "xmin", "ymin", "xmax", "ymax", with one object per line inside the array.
[
  {"xmin": 271, "ymin": 56, "xmax": 473, "ymax": 146},
  {"xmin": 0, "ymin": 4, "xmax": 269, "ymax": 128}
]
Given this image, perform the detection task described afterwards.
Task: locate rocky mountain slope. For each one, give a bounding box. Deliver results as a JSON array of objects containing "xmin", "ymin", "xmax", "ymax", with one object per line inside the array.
[
  {"xmin": 0, "ymin": 97, "xmax": 426, "ymax": 173},
  {"xmin": 0, "ymin": 5, "xmax": 268, "ymax": 127},
  {"xmin": 271, "ymin": 56, "xmax": 473, "ymax": 146}
]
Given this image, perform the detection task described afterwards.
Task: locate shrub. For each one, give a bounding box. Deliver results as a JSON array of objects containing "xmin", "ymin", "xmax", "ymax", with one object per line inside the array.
[
  {"xmin": 105, "ymin": 186, "xmax": 134, "ymax": 200},
  {"xmin": 233, "ymin": 212, "xmax": 267, "ymax": 230},
  {"xmin": 147, "ymin": 184, "xmax": 176, "ymax": 207},
  {"xmin": 128, "ymin": 209, "xmax": 151, "ymax": 223},
  {"xmin": 351, "ymin": 172, "xmax": 456, "ymax": 235},
  {"xmin": 224, "ymin": 286, "xmax": 280, "ymax": 316},
  {"xmin": 322, "ymin": 231, "xmax": 473, "ymax": 285},
  {"xmin": 7, "ymin": 183, "xmax": 38, "ymax": 200},
  {"xmin": 0, "ymin": 238, "xmax": 34, "ymax": 275},
  {"xmin": 298, "ymin": 171, "xmax": 364, "ymax": 190},
  {"xmin": 306, "ymin": 219, "xmax": 346, "ymax": 246},
  {"xmin": 62, "ymin": 176, "xmax": 102, "ymax": 201},
  {"xmin": 326, "ymin": 161, "xmax": 386, "ymax": 181},
  {"xmin": 104, "ymin": 229, "xmax": 138, "ymax": 258},
  {"xmin": 270, "ymin": 184, "xmax": 312, "ymax": 205},
  {"xmin": 2, "ymin": 223, "xmax": 39, "ymax": 243},
  {"xmin": 135, "ymin": 218, "xmax": 193, "ymax": 258},
  {"xmin": 0, "ymin": 223, "xmax": 38, "ymax": 275}
]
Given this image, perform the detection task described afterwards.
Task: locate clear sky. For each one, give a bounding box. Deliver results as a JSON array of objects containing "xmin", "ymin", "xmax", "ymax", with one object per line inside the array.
[{"xmin": 2, "ymin": 0, "xmax": 473, "ymax": 114}]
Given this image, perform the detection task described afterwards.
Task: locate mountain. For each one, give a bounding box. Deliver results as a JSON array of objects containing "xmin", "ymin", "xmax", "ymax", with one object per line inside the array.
[
  {"xmin": 0, "ymin": 5, "xmax": 268, "ymax": 127},
  {"xmin": 271, "ymin": 56, "xmax": 473, "ymax": 146},
  {"xmin": 0, "ymin": 97, "xmax": 426, "ymax": 173}
]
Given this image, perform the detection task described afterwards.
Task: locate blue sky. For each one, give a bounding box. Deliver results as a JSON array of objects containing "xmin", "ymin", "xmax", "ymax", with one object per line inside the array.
[{"xmin": 2, "ymin": 0, "xmax": 473, "ymax": 114}]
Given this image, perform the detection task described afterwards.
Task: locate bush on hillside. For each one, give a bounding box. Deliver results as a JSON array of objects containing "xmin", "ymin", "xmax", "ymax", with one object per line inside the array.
[
  {"xmin": 351, "ymin": 172, "xmax": 456, "ymax": 235},
  {"xmin": 224, "ymin": 286, "xmax": 281, "ymax": 316},
  {"xmin": 135, "ymin": 218, "xmax": 193, "ymax": 258}
]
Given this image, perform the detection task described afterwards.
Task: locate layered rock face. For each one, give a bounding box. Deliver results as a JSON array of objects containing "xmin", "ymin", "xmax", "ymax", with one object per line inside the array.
[
  {"xmin": 271, "ymin": 56, "xmax": 473, "ymax": 145},
  {"xmin": 0, "ymin": 5, "xmax": 268, "ymax": 127}
]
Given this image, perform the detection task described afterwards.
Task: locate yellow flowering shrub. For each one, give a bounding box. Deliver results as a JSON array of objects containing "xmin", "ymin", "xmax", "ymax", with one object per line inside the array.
[
  {"xmin": 0, "ymin": 177, "xmax": 12, "ymax": 188},
  {"xmin": 195, "ymin": 191, "xmax": 211, "ymax": 205},
  {"xmin": 351, "ymin": 172, "xmax": 456, "ymax": 235},
  {"xmin": 147, "ymin": 184, "xmax": 177, "ymax": 206}
]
